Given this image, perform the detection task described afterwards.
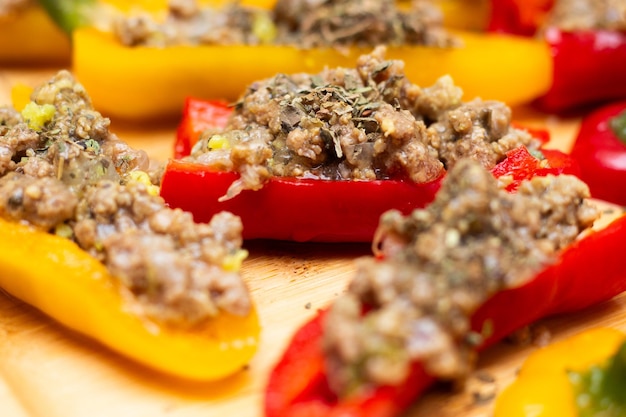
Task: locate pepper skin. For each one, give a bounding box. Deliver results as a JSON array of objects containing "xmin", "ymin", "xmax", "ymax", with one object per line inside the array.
[
  {"xmin": 72, "ymin": 26, "xmax": 552, "ymax": 121},
  {"xmin": 264, "ymin": 211, "xmax": 626, "ymax": 416},
  {"xmin": 0, "ymin": 216, "xmax": 260, "ymax": 381},
  {"xmin": 570, "ymin": 101, "xmax": 626, "ymax": 206},
  {"xmin": 493, "ymin": 327, "xmax": 626, "ymax": 417},
  {"xmin": 0, "ymin": 4, "xmax": 71, "ymax": 65},
  {"xmin": 161, "ymin": 160, "xmax": 444, "ymax": 242}
]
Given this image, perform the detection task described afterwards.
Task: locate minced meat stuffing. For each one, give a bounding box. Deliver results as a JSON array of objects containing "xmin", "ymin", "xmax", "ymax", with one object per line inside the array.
[
  {"xmin": 0, "ymin": 71, "xmax": 250, "ymax": 327},
  {"xmin": 322, "ymin": 159, "xmax": 598, "ymax": 395},
  {"xmin": 543, "ymin": 0, "xmax": 626, "ymax": 31},
  {"xmin": 113, "ymin": 0, "xmax": 460, "ymax": 49},
  {"xmin": 187, "ymin": 47, "xmax": 542, "ymax": 200}
]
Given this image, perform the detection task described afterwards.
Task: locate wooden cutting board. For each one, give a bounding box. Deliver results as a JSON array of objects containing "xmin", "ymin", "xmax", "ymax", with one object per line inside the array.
[{"xmin": 1, "ymin": 68, "xmax": 625, "ymax": 417}]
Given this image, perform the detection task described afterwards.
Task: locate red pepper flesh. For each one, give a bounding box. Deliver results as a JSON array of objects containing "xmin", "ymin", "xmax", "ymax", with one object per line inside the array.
[
  {"xmin": 570, "ymin": 101, "xmax": 626, "ymax": 206},
  {"xmin": 174, "ymin": 97, "xmax": 232, "ymax": 159},
  {"xmin": 160, "ymin": 161, "xmax": 443, "ymax": 242},
  {"xmin": 490, "ymin": 146, "xmax": 580, "ymax": 191},
  {"xmin": 265, "ymin": 214, "xmax": 626, "ymax": 417}
]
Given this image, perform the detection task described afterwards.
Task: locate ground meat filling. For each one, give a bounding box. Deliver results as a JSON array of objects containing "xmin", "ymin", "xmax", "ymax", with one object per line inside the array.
[
  {"xmin": 113, "ymin": 0, "xmax": 461, "ymax": 48},
  {"xmin": 544, "ymin": 0, "xmax": 626, "ymax": 31},
  {"xmin": 322, "ymin": 159, "xmax": 598, "ymax": 395},
  {"xmin": 0, "ymin": 173, "xmax": 77, "ymax": 229},
  {"xmin": 273, "ymin": 0, "xmax": 459, "ymax": 48},
  {"xmin": 0, "ymin": 71, "xmax": 251, "ymax": 326},
  {"xmin": 188, "ymin": 47, "xmax": 541, "ymax": 199}
]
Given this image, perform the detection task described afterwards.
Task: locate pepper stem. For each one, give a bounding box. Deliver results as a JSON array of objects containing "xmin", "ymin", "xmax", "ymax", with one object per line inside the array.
[
  {"xmin": 37, "ymin": 0, "xmax": 97, "ymax": 34},
  {"xmin": 601, "ymin": 340, "xmax": 626, "ymax": 406},
  {"xmin": 611, "ymin": 110, "xmax": 626, "ymax": 144}
]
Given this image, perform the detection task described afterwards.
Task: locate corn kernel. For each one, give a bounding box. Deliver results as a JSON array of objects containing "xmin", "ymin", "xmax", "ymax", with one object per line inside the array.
[
  {"xmin": 128, "ymin": 170, "xmax": 160, "ymax": 196},
  {"xmin": 208, "ymin": 135, "xmax": 231, "ymax": 150},
  {"xmin": 54, "ymin": 223, "xmax": 73, "ymax": 239}
]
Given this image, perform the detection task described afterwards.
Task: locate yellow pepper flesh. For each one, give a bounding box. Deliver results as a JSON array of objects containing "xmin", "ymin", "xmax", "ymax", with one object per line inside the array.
[
  {"xmin": 0, "ymin": 217, "xmax": 260, "ymax": 381},
  {"xmin": 494, "ymin": 327, "xmax": 626, "ymax": 417},
  {"xmin": 0, "ymin": 5, "xmax": 71, "ymax": 65},
  {"xmin": 72, "ymin": 27, "xmax": 552, "ymax": 121}
]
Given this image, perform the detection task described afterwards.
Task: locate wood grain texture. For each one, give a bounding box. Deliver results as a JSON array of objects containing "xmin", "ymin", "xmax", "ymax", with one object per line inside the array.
[{"xmin": 1, "ymin": 68, "xmax": 624, "ymax": 417}]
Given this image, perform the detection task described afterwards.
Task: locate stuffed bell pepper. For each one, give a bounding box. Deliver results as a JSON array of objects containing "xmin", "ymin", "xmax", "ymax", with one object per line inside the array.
[
  {"xmin": 489, "ymin": 0, "xmax": 626, "ymax": 112},
  {"xmin": 161, "ymin": 46, "xmax": 574, "ymax": 242},
  {"xmin": 494, "ymin": 327, "xmax": 626, "ymax": 417},
  {"xmin": 63, "ymin": 0, "xmax": 551, "ymax": 120},
  {"xmin": 0, "ymin": 71, "xmax": 260, "ymax": 381},
  {"xmin": 264, "ymin": 157, "xmax": 626, "ymax": 417}
]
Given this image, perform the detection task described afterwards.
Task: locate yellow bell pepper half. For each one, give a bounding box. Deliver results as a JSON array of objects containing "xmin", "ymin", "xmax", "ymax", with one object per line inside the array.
[
  {"xmin": 494, "ymin": 327, "xmax": 626, "ymax": 417},
  {"xmin": 72, "ymin": 26, "xmax": 552, "ymax": 121},
  {"xmin": 0, "ymin": 0, "xmax": 274, "ymax": 65},
  {"xmin": 0, "ymin": 4, "xmax": 71, "ymax": 65},
  {"xmin": 0, "ymin": 217, "xmax": 260, "ymax": 381}
]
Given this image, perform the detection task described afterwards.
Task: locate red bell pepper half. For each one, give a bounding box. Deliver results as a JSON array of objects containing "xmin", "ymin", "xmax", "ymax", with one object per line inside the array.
[
  {"xmin": 535, "ymin": 28, "xmax": 626, "ymax": 113},
  {"xmin": 264, "ymin": 212, "xmax": 626, "ymax": 417},
  {"xmin": 487, "ymin": 0, "xmax": 626, "ymax": 112},
  {"xmin": 570, "ymin": 101, "xmax": 626, "ymax": 206},
  {"xmin": 162, "ymin": 98, "xmax": 577, "ymax": 242}
]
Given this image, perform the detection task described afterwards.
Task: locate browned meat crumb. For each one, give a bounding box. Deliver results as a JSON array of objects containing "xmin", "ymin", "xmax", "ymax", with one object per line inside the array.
[
  {"xmin": 73, "ymin": 180, "xmax": 249, "ymax": 324},
  {"xmin": 114, "ymin": 1, "xmax": 266, "ymax": 47},
  {"xmin": 274, "ymin": 0, "xmax": 459, "ymax": 48},
  {"xmin": 189, "ymin": 47, "xmax": 541, "ymax": 199},
  {"xmin": 0, "ymin": 172, "xmax": 77, "ymax": 229},
  {"xmin": 0, "ymin": 70, "xmax": 251, "ymax": 327},
  {"xmin": 322, "ymin": 159, "xmax": 598, "ymax": 395},
  {"xmin": 113, "ymin": 0, "xmax": 461, "ymax": 49},
  {"xmin": 544, "ymin": 0, "xmax": 626, "ymax": 31}
]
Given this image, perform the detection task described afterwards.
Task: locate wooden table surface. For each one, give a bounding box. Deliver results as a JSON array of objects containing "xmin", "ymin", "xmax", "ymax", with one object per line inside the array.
[{"xmin": 0, "ymin": 68, "xmax": 625, "ymax": 417}]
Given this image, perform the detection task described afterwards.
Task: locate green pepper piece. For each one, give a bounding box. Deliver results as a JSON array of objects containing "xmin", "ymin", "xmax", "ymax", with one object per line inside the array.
[
  {"xmin": 610, "ymin": 110, "xmax": 626, "ymax": 144},
  {"xmin": 37, "ymin": 0, "xmax": 96, "ymax": 34},
  {"xmin": 574, "ymin": 340, "xmax": 626, "ymax": 417}
]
